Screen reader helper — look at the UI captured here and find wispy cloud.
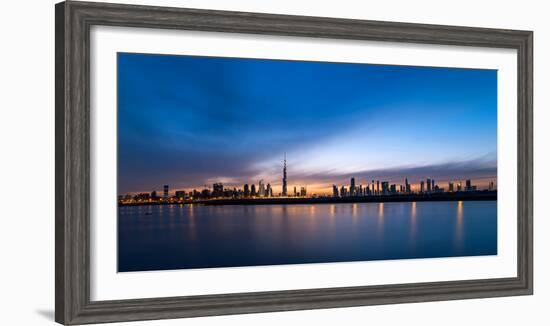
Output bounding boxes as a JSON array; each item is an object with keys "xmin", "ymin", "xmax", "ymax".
[{"xmin": 117, "ymin": 53, "xmax": 497, "ymax": 194}]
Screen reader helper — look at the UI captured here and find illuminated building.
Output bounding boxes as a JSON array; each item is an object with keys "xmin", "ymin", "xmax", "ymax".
[
  {"xmin": 420, "ymin": 180, "xmax": 425, "ymax": 193},
  {"xmin": 258, "ymin": 180, "xmax": 266, "ymax": 197},
  {"xmin": 175, "ymin": 190, "xmax": 186, "ymax": 199},
  {"xmin": 282, "ymin": 153, "xmax": 288, "ymax": 196},
  {"xmin": 405, "ymin": 178, "xmax": 410, "ymax": 193},
  {"xmin": 300, "ymin": 186, "xmax": 307, "ymax": 197},
  {"xmin": 350, "ymin": 177, "xmax": 356, "ymax": 196},
  {"xmin": 448, "ymin": 182, "xmax": 454, "ymax": 192}
]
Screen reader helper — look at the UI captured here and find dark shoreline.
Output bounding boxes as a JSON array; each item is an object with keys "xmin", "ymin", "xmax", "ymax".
[{"xmin": 119, "ymin": 191, "xmax": 497, "ymax": 207}]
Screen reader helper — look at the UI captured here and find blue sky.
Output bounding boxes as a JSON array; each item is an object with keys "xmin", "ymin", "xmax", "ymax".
[{"xmin": 117, "ymin": 53, "xmax": 497, "ymax": 194}]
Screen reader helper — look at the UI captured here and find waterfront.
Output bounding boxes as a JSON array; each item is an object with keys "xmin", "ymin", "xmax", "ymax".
[{"xmin": 118, "ymin": 200, "xmax": 497, "ymax": 272}]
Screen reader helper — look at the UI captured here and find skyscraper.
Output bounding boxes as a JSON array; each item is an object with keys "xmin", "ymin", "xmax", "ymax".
[
  {"xmin": 427, "ymin": 178, "xmax": 432, "ymax": 192},
  {"xmin": 431, "ymin": 179, "xmax": 435, "ymax": 192},
  {"xmin": 282, "ymin": 153, "xmax": 288, "ymax": 196},
  {"xmin": 420, "ymin": 180, "xmax": 425, "ymax": 193},
  {"xmin": 243, "ymin": 184, "xmax": 250, "ymax": 197},
  {"xmin": 350, "ymin": 177, "xmax": 356, "ymax": 196},
  {"xmin": 258, "ymin": 180, "xmax": 266, "ymax": 197},
  {"xmin": 332, "ymin": 185, "xmax": 339, "ymax": 197},
  {"xmin": 381, "ymin": 181, "xmax": 389, "ymax": 194},
  {"xmin": 266, "ymin": 183, "xmax": 272, "ymax": 197},
  {"xmin": 448, "ymin": 182, "xmax": 454, "ymax": 192},
  {"xmin": 163, "ymin": 185, "xmax": 169, "ymax": 199},
  {"xmin": 250, "ymin": 184, "xmax": 256, "ymax": 197},
  {"xmin": 405, "ymin": 178, "xmax": 410, "ymax": 193},
  {"xmin": 466, "ymin": 179, "xmax": 472, "ymax": 191}
]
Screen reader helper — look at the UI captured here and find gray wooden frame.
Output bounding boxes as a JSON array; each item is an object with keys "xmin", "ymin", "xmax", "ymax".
[{"xmin": 55, "ymin": 1, "xmax": 533, "ymax": 324}]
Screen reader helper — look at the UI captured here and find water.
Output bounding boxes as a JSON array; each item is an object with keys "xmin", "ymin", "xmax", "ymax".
[{"xmin": 118, "ymin": 201, "xmax": 497, "ymax": 272}]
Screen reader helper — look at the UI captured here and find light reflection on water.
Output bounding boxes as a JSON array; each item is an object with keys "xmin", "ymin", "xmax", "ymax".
[
  {"xmin": 409, "ymin": 202, "xmax": 417, "ymax": 248},
  {"xmin": 455, "ymin": 201, "xmax": 464, "ymax": 250},
  {"xmin": 118, "ymin": 201, "xmax": 497, "ymax": 272}
]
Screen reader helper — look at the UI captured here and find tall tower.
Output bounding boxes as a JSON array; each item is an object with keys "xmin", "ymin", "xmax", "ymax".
[{"xmin": 282, "ymin": 153, "xmax": 288, "ymax": 196}]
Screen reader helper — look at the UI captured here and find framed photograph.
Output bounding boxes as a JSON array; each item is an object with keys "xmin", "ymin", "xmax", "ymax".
[{"xmin": 55, "ymin": 1, "xmax": 533, "ymax": 324}]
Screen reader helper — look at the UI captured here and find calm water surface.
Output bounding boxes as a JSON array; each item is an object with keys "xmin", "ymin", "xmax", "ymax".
[{"xmin": 118, "ymin": 201, "xmax": 497, "ymax": 272}]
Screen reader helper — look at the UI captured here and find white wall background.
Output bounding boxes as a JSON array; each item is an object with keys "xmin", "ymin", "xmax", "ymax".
[{"xmin": 0, "ymin": 0, "xmax": 546, "ymax": 325}]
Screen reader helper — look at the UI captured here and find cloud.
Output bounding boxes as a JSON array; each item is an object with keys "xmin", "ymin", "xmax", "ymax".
[{"xmin": 117, "ymin": 53, "xmax": 497, "ymax": 194}]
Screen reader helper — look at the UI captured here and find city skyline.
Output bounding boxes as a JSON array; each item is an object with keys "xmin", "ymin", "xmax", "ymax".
[
  {"xmin": 119, "ymin": 153, "xmax": 496, "ymax": 203},
  {"xmin": 118, "ymin": 53, "xmax": 497, "ymax": 195},
  {"xmin": 119, "ymin": 152, "xmax": 497, "ymax": 196}
]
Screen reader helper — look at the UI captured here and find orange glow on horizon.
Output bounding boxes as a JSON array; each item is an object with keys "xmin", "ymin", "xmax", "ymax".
[{"xmin": 121, "ymin": 177, "xmax": 496, "ymax": 197}]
